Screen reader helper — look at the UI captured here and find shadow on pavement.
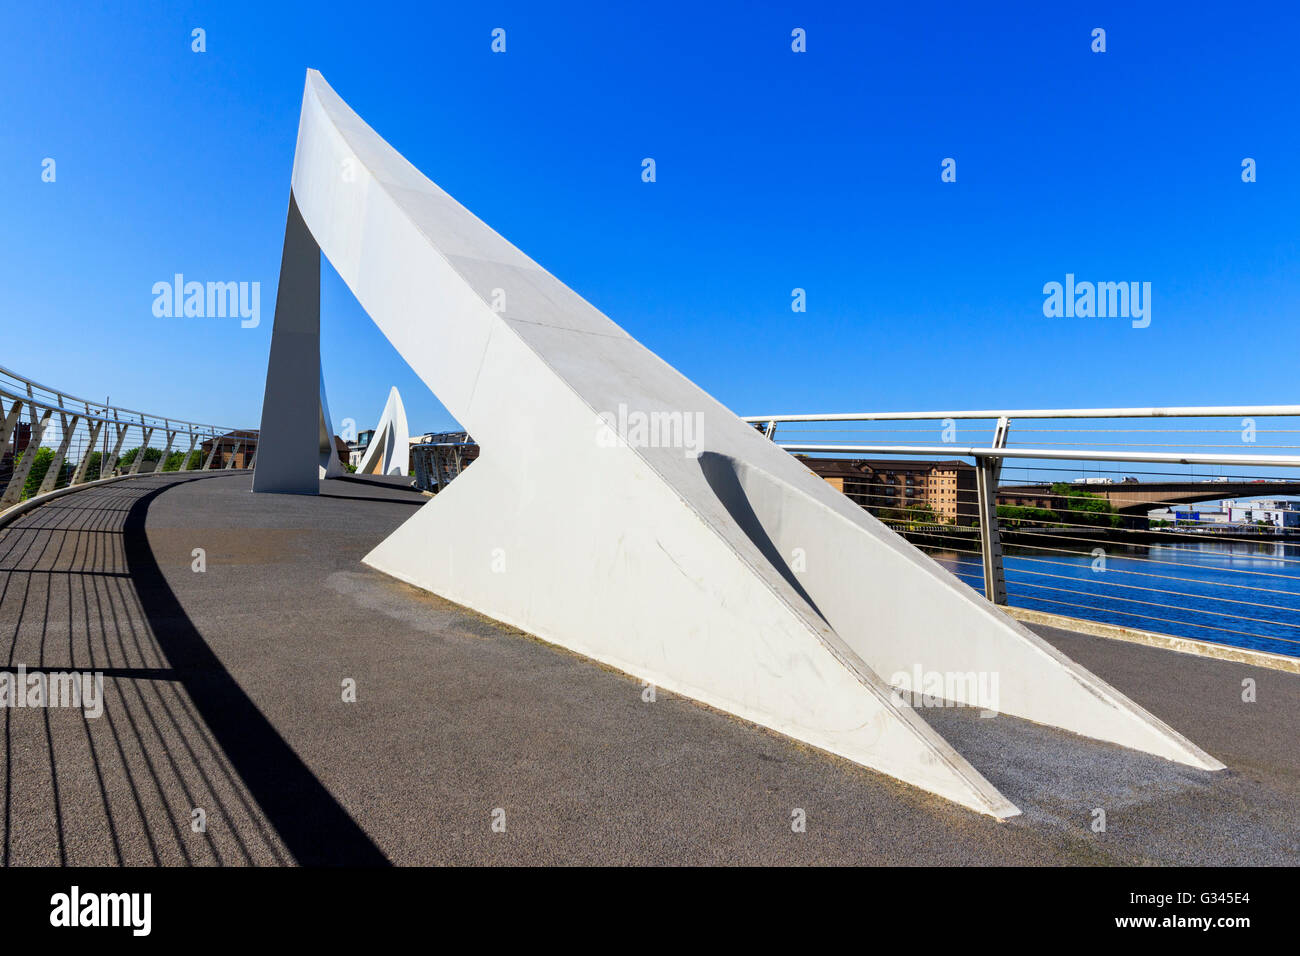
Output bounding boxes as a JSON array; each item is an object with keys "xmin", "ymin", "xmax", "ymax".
[{"xmin": 122, "ymin": 479, "xmax": 390, "ymax": 866}]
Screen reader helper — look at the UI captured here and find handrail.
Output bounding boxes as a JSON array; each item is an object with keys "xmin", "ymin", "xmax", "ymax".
[
  {"xmin": 1, "ymin": 364, "xmax": 257, "ymax": 508},
  {"xmin": 749, "ymin": 407, "xmax": 1300, "ymax": 659},
  {"xmin": 743, "ymin": 405, "xmax": 1300, "ymax": 422},
  {"xmin": 776, "ymin": 444, "xmax": 1300, "ymax": 468},
  {"xmin": 0, "ymin": 364, "xmax": 244, "ymax": 435}
]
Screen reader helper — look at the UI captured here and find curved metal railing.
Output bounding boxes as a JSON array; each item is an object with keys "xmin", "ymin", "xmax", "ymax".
[
  {"xmin": 742, "ymin": 406, "xmax": 1300, "ymax": 660},
  {"xmin": 0, "ymin": 364, "xmax": 257, "ymax": 509}
]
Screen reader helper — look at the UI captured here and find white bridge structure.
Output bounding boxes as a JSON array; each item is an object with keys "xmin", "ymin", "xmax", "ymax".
[
  {"xmin": 252, "ymin": 70, "xmax": 1222, "ymax": 817},
  {"xmin": 356, "ymin": 387, "xmax": 410, "ymax": 477}
]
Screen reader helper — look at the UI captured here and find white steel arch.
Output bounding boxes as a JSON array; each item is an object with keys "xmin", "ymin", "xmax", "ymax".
[
  {"xmin": 355, "ymin": 387, "xmax": 409, "ymax": 477},
  {"xmin": 252, "ymin": 70, "xmax": 1222, "ymax": 817}
]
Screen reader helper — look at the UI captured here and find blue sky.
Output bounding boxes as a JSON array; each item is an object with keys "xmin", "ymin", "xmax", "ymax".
[{"xmin": 2, "ymin": 1, "xmax": 1298, "ymax": 436}]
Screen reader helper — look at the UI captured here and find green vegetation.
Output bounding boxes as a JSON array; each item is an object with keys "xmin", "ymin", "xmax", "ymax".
[
  {"xmin": 161, "ymin": 449, "xmax": 204, "ymax": 471},
  {"xmin": 976, "ymin": 485, "xmax": 1125, "ymax": 531},
  {"xmin": 7, "ymin": 444, "xmax": 207, "ymax": 502},
  {"xmin": 20, "ymin": 447, "xmax": 58, "ymax": 499},
  {"xmin": 880, "ymin": 503, "xmax": 948, "ymax": 527},
  {"xmin": 79, "ymin": 451, "xmax": 102, "ymax": 482},
  {"xmin": 1048, "ymin": 483, "xmax": 1123, "ymax": 528},
  {"xmin": 117, "ymin": 447, "xmax": 164, "ymax": 470},
  {"xmin": 996, "ymin": 504, "xmax": 1058, "ymax": 528}
]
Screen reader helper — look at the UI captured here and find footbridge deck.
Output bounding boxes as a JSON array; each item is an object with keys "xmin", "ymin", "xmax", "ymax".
[{"xmin": 1, "ymin": 473, "xmax": 1296, "ymax": 865}]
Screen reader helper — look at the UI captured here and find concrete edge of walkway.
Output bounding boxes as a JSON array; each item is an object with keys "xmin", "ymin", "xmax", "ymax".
[
  {"xmin": 1007, "ymin": 606, "xmax": 1300, "ymax": 674},
  {"xmin": 0, "ymin": 469, "xmax": 236, "ymax": 533}
]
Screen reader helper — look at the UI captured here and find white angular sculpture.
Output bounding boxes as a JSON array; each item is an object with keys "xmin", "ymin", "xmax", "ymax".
[
  {"xmin": 356, "ymin": 387, "xmax": 409, "ymax": 477},
  {"xmin": 253, "ymin": 192, "xmax": 324, "ymax": 495},
  {"xmin": 318, "ymin": 372, "xmax": 344, "ymax": 479},
  {"xmin": 254, "ymin": 71, "xmax": 1222, "ymax": 817}
]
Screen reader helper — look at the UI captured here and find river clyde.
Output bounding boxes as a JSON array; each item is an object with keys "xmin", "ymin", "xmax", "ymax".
[{"xmin": 929, "ymin": 538, "xmax": 1300, "ymax": 658}]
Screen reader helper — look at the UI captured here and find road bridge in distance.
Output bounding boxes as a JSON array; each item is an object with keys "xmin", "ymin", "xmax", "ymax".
[{"xmin": 999, "ymin": 480, "xmax": 1300, "ymax": 515}]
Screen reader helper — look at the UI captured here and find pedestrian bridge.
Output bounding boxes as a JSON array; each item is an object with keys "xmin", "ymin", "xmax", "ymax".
[
  {"xmin": 3, "ymin": 68, "xmax": 1299, "ymax": 862},
  {"xmin": 1, "ymin": 470, "xmax": 1296, "ymax": 865}
]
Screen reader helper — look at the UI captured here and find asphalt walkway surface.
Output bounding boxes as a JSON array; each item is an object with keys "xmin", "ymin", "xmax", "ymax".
[{"xmin": 1, "ymin": 471, "xmax": 1296, "ymax": 865}]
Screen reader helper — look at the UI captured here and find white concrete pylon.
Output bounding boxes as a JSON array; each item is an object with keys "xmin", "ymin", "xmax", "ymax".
[
  {"xmin": 318, "ymin": 371, "xmax": 344, "ymax": 478},
  {"xmin": 252, "ymin": 188, "xmax": 326, "ymax": 494},
  {"xmin": 256, "ymin": 70, "xmax": 1223, "ymax": 818},
  {"xmin": 356, "ymin": 387, "xmax": 409, "ymax": 477}
]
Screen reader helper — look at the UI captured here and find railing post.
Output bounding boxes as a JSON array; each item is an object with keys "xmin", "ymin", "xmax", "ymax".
[
  {"xmin": 103, "ymin": 421, "xmax": 129, "ymax": 478},
  {"xmin": 0, "ymin": 399, "xmax": 24, "ymax": 459},
  {"xmin": 72, "ymin": 419, "xmax": 104, "ymax": 485},
  {"xmin": 1, "ymin": 406, "xmax": 54, "ymax": 507},
  {"xmin": 975, "ymin": 416, "xmax": 1010, "ymax": 605},
  {"xmin": 201, "ymin": 429, "xmax": 222, "ymax": 470},
  {"xmin": 0, "ymin": 372, "xmax": 257, "ymax": 490},
  {"xmin": 179, "ymin": 433, "xmax": 199, "ymax": 471},
  {"xmin": 155, "ymin": 428, "xmax": 177, "ymax": 473},
  {"xmin": 764, "ymin": 419, "xmax": 777, "ymax": 440},
  {"xmin": 130, "ymin": 424, "xmax": 155, "ymax": 475},
  {"xmin": 37, "ymin": 411, "xmax": 80, "ymax": 496}
]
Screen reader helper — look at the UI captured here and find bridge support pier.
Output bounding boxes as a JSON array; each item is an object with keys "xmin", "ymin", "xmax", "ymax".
[
  {"xmin": 255, "ymin": 69, "xmax": 1226, "ymax": 818},
  {"xmin": 355, "ymin": 387, "xmax": 410, "ymax": 477},
  {"xmin": 251, "ymin": 194, "xmax": 324, "ymax": 494}
]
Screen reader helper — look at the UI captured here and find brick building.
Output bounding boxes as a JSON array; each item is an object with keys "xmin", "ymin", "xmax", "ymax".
[
  {"xmin": 200, "ymin": 429, "xmax": 261, "ymax": 469},
  {"xmin": 795, "ymin": 456, "xmax": 977, "ymax": 525}
]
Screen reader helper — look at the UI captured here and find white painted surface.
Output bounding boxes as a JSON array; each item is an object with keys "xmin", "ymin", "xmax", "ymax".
[
  {"xmin": 318, "ymin": 370, "xmax": 344, "ymax": 479},
  {"xmin": 254, "ymin": 194, "xmax": 322, "ymax": 495},
  {"xmin": 356, "ymin": 387, "xmax": 409, "ymax": 477},
  {"xmin": 262, "ymin": 70, "xmax": 1223, "ymax": 816}
]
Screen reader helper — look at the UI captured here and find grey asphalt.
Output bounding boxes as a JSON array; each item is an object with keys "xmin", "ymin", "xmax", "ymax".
[{"xmin": 1, "ymin": 471, "xmax": 1296, "ymax": 865}]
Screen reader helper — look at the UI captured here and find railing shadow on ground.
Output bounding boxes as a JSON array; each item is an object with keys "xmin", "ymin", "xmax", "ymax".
[{"xmin": 0, "ymin": 474, "xmax": 389, "ymax": 866}]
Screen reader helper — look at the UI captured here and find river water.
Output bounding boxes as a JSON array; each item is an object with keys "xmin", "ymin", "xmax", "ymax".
[{"xmin": 928, "ymin": 539, "xmax": 1300, "ymax": 658}]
